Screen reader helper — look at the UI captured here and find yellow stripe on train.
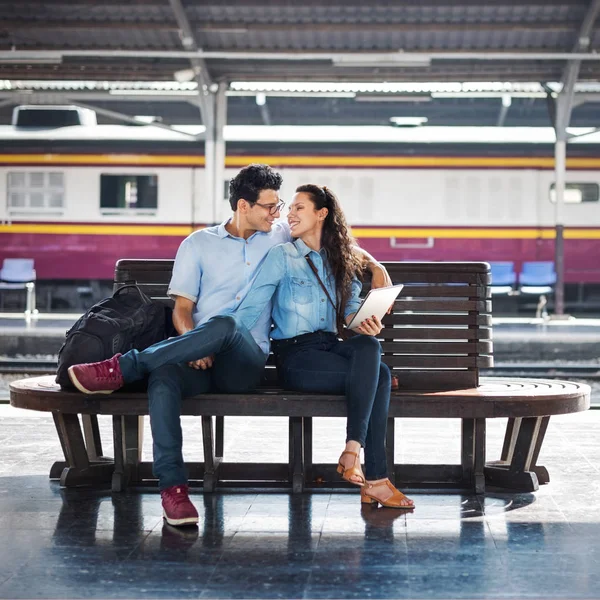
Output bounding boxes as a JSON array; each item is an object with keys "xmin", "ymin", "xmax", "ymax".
[
  {"xmin": 1, "ymin": 154, "xmax": 600, "ymax": 168},
  {"xmin": 0, "ymin": 224, "xmax": 196, "ymax": 236},
  {"xmin": 1, "ymin": 223, "xmax": 600, "ymax": 239}
]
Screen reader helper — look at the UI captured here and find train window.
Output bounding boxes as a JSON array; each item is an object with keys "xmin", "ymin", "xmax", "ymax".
[
  {"xmin": 549, "ymin": 183, "xmax": 599, "ymax": 203},
  {"xmin": 7, "ymin": 171, "xmax": 64, "ymax": 214},
  {"xmin": 100, "ymin": 175, "xmax": 158, "ymax": 214}
]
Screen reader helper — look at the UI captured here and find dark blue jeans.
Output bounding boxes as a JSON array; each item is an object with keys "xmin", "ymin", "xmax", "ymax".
[
  {"xmin": 274, "ymin": 332, "xmax": 392, "ymax": 480},
  {"xmin": 118, "ymin": 315, "xmax": 266, "ymax": 489}
]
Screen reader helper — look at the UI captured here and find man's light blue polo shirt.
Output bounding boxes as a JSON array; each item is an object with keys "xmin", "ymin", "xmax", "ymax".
[{"xmin": 168, "ymin": 219, "xmax": 291, "ymax": 356}]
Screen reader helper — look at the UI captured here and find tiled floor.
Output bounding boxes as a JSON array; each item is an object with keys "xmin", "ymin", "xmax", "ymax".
[{"xmin": 0, "ymin": 406, "xmax": 599, "ymax": 598}]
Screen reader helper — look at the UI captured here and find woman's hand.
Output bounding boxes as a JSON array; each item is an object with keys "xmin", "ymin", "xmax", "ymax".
[{"xmin": 355, "ymin": 315, "xmax": 383, "ymax": 337}]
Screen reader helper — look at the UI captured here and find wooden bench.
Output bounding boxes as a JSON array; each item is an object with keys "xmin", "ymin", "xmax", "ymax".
[{"xmin": 10, "ymin": 260, "xmax": 590, "ymax": 495}]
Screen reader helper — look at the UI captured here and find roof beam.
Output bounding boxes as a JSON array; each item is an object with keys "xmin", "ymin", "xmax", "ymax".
[
  {"xmin": 1, "ymin": 20, "xmax": 589, "ymax": 33},
  {"xmin": 4, "ymin": 50, "xmax": 600, "ymax": 62},
  {"xmin": 7, "ymin": 0, "xmax": 585, "ymax": 5}
]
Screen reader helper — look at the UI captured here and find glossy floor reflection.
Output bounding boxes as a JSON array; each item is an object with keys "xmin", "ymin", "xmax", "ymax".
[{"xmin": 1, "ymin": 408, "xmax": 600, "ymax": 598}]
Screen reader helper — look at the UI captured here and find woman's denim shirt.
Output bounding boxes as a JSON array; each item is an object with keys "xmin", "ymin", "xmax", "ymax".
[{"xmin": 235, "ymin": 238, "xmax": 362, "ymax": 341}]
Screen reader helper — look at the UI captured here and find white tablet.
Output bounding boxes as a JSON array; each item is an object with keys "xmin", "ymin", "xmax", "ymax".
[{"xmin": 346, "ymin": 284, "xmax": 404, "ymax": 331}]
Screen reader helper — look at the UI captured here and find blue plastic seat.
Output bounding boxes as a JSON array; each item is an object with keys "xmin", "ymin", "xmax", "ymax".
[
  {"xmin": 489, "ymin": 261, "xmax": 517, "ymax": 295},
  {"xmin": 0, "ymin": 258, "xmax": 37, "ymax": 317},
  {"xmin": 519, "ymin": 262, "xmax": 557, "ymax": 287},
  {"xmin": 490, "ymin": 262, "xmax": 517, "ymax": 286},
  {"xmin": 518, "ymin": 262, "xmax": 556, "ymax": 315},
  {"xmin": 0, "ymin": 258, "xmax": 36, "ymax": 283}
]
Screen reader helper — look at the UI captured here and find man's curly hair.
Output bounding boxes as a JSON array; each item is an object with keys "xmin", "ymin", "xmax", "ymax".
[
  {"xmin": 228, "ymin": 164, "xmax": 283, "ymax": 211},
  {"xmin": 295, "ymin": 184, "xmax": 364, "ymax": 337}
]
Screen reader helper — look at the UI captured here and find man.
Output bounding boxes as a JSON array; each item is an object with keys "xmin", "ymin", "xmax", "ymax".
[{"xmin": 68, "ymin": 164, "xmax": 392, "ymax": 527}]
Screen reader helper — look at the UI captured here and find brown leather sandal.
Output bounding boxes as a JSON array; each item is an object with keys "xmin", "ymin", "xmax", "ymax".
[
  {"xmin": 361, "ymin": 479, "xmax": 415, "ymax": 509},
  {"xmin": 336, "ymin": 451, "xmax": 366, "ymax": 487}
]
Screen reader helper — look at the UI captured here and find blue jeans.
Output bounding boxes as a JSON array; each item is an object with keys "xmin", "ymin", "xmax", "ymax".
[
  {"xmin": 274, "ymin": 332, "xmax": 392, "ymax": 480},
  {"xmin": 118, "ymin": 315, "xmax": 267, "ymax": 489}
]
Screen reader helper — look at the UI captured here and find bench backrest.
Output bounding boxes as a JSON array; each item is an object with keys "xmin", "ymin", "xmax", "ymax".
[{"xmin": 115, "ymin": 259, "xmax": 492, "ymax": 391}]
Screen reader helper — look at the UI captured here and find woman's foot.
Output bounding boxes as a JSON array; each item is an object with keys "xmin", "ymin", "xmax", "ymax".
[
  {"xmin": 337, "ymin": 441, "xmax": 366, "ymax": 486},
  {"xmin": 361, "ymin": 478, "xmax": 414, "ymax": 509}
]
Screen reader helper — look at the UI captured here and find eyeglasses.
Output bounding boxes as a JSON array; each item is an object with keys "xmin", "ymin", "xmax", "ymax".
[{"xmin": 252, "ymin": 200, "xmax": 285, "ymax": 215}]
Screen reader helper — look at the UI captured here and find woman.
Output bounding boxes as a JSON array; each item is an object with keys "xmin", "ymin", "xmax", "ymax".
[{"xmin": 236, "ymin": 184, "xmax": 414, "ymax": 509}]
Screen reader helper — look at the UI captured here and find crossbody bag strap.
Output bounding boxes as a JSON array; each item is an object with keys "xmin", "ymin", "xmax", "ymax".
[{"xmin": 305, "ymin": 256, "xmax": 337, "ymax": 312}]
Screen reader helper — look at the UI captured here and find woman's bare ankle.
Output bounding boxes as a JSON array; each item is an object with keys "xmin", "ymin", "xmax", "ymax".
[{"xmin": 344, "ymin": 440, "xmax": 361, "ymax": 453}]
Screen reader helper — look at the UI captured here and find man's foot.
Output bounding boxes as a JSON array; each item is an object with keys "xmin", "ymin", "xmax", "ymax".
[
  {"xmin": 68, "ymin": 354, "xmax": 124, "ymax": 394},
  {"xmin": 361, "ymin": 478, "xmax": 414, "ymax": 510},
  {"xmin": 160, "ymin": 484, "xmax": 199, "ymax": 526}
]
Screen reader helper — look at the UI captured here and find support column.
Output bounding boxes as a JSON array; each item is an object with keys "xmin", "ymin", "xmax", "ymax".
[
  {"xmin": 553, "ymin": 136, "xmax": 567, "ymax": 315},
  {"xmin": 203, "ymin": 83, "xmax": 227, "ymax": 224}
]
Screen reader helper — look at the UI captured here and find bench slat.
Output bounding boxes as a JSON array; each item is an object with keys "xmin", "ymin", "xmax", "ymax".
[
  {"xmin": 395, "ymin": 285, "xmax": 491, "ymax": 298},
  {"xmin": 384, "ymin": 355, "xmax": 492, "ymax": 368},
  {"xmin": 378, "ymin": 328, "xmax": 492, "ymax": 340},
  {"xmin": 394, "ymin": 299, "xmax": 492, "ymax": 312},
  {"xmin": 384, "ymin": 314, "xmax": 491, "ymax": 326},
  {"xmin": 380, "ymin": 341, "xmax": 493, "ymax": 354}
]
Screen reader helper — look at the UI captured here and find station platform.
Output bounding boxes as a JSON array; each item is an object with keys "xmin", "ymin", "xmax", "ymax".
[
  {"xmin": 0, "ymin": 404, "xmax": 599, "ymax": 598},
  {"xmin": 1, "ymin": 312, "xmax": 599, "ymax": 362}
]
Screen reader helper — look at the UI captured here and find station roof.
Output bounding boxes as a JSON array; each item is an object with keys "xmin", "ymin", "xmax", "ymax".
[
  {"xmin": 2, "ymin": 0, "xmax": 599, "ymax": 82},
  {"xmin": 1, "ymin": 0, "xmax": 599, "ymax": 127}
]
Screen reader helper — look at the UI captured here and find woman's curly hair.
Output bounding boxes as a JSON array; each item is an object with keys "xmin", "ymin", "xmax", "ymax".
[{"xmin": 295, "ymin": 184, "xmax": 365, "ymax": 337}]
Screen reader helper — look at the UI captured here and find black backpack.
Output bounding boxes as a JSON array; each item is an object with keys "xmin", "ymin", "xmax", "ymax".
[{"xmin": 55, "ymin": 284, "xmax": 175, "ymax": 388}]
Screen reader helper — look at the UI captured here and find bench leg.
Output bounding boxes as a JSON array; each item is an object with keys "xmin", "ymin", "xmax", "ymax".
[
  {"xmin": 112, "ymin": 415, "xmax": 126, "ymax": 492},
  {"xmin": 386, "ymin": 417, "xmax": 395, "ymax": 486},
  {"xmin": 289, "ymin": 417, "xmax": 304, "ymax": 494},
  {"xmin": 53, "ymin": 413, "xmax": 114, "ymax": 488},
  {"xmin": 529, "ymin": 416, "xmax": 550, "ymax": 485},
  {"xmin": 111, "ymin": 415, "xmax": 144, "ymax": 492},
  {"xmin": 215, "ymin": 416, "xmax": 224, "ymax": 460},
  {"xmin": 474, "ymin": 419, "xmax": 486, "ymax": 495},
  {"xmin": 485, "ymin": 416, "xmax": 545, "ymax": 492},
  {"xmin": 461, "ymin": 418, "xmax": 486, "ymax": 494},
  {"xmin": 81, "ymin": 415, "xmax": 103, "ymax": 461},
  {"xmin": 303, "ymin": 417, "xmax": 313, "ymax": 487},
  {"xmin": 202, "ymin": 416, "xmax": 222, "ymax": 493}
]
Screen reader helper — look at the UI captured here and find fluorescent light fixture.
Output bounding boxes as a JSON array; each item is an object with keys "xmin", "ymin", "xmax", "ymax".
[
  {"xmin": 332, "ymin": 54, "xmax": 431, "ymax": 68},
  {"xmin": 355, "ymin": 94, "xmax": 431, "ymax": 103},
  {"xmin": 432, "ymin": 92, "xmax": 547, "ymax": 99},
  {"xmin": 133, "ymin": 115, "xmax": 160, "ymax": 123},
  {"xmin": 389, "ymin": 116, "xmax": 428, "ymax": 127},
  {"xmin": 173, "ymin": 68, "xmax": 196, "ymax": 83},
  {"xmin": 228, "ymin": 91, "xmax": 356, "ymax": 98},
  {"xmin": 0, "ymin": 51, "xmax": 62, "ymax": 65},
  {"xmin": 255, "ymin": 93, "xmax": 266, "ymax": 106},
  {"xmin": 109, "ymin": 89, "xmax": 199, "ymax": 96}
]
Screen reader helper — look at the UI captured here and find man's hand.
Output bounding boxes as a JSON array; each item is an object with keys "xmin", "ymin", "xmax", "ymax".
[{"xmin": 189, "ymin": 354, "xmax": 215, "ymax": 370}]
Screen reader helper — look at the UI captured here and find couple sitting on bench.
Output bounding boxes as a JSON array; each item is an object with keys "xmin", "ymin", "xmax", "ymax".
[{"xmin": 67, "ymin": 163, "xmax": 414, "ymax": 527}]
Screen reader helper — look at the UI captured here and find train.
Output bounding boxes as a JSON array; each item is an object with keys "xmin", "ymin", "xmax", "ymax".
[{"xmin": 1, "ymin": 108, "xmax": 600, "ymax": 310}]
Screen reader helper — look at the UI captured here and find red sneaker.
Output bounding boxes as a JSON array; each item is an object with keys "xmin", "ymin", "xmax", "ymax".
[
  {"xmin": 68, "ymin": 353, "xmax": 124, "ymax": 394},
  {"xmin": 161, "ymin": 485, "xmax": 199, "ymax": 526}
]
